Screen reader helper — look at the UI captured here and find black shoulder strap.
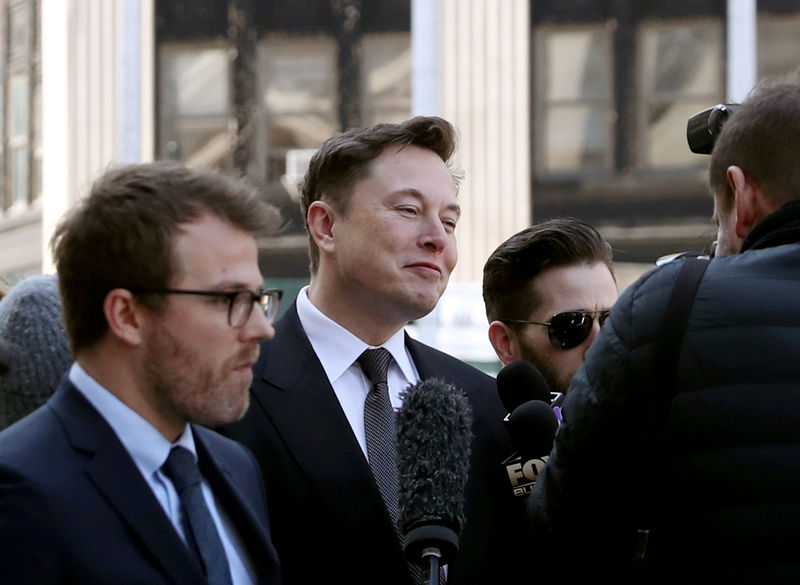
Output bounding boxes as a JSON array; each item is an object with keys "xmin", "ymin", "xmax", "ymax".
[
  {"xmin": 632, "ymin": 255, "xmax": 710, "ymax": 574},
  {"xmin": 653, "ymin": 256, "xmax": 711, "ymax": 393}
]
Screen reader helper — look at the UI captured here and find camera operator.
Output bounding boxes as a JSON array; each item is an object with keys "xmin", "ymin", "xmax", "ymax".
[{"xmin": 527, "ymin": 68, "xmax": 800, "ymax": 584}]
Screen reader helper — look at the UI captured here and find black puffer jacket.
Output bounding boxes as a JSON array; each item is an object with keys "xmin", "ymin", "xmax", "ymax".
[{"xmin": 528, "ymin": 202, "xmax": 800, "ymax": 584}]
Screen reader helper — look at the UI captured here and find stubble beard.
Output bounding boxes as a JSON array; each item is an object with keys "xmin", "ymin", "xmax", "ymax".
[
  {"xmin": 143, "ymin": 327, "xmax": 254, "ymax": 429},
  {"xmin": 517, "ymin": 344, "xmax": 573, "ymax": 396}
]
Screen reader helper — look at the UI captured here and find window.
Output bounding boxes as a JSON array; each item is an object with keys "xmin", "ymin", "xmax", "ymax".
[
  {"xmin": 158, "ymin": 45, "xmax": 232, "ymax": 169},
  {"xmin": 758, "ymin": 14, "xmax": 800, "ymax": 79},
  {"xmin": 7, "ymin": 74, "xmax": 29, "ymax": 207},
  {"xmin": 361, "ymin": 32, "xmax": 411, "ymax": 126},
  {"xmin": 258, "ymin": 35, "xmax": 338, "ymax": 183},
  {"xmin": 534, "ymin": 25, "xmax": 614, "ymax": 175},
  {"xmin": 639, "ymin": 21, "xmax": 723, "ymax": 169},
  {"xmin": 3, "ymin": 0, "xmax": 39, "ymax": 211},
  {"xmin": 154, "ymin": 6, "xmax": 412, "ymax": 276}
]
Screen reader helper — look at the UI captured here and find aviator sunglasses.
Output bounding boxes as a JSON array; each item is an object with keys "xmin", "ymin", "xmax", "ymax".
[{"xmin": 502, "ymin": 309, "xmax": 611, "ymax": 350}]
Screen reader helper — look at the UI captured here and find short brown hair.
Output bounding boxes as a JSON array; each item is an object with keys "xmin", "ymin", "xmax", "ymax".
[
  {"xmin": 300, "ymin": 116, "xmax": 459, "ymax": 274},
  {"xmin": 710, "ymin": 68, "xmax": 800, "ymax": 210},
  {"xmin": 50, "ymin": 161, "xmax": 281, "ymax": 353},
  {"xmin": 482, "ymin": 218, "xmax": 615, "ymax": 326}
]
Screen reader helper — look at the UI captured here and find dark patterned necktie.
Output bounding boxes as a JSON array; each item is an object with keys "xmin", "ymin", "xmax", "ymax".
[
  {"xmin": 358, "ymin": 349, "xmax": 444, "ymax": 584},
  {"xmin": 162, "ymin": 446, "xmax": 233, "ymax": 585},
  {"xmin": 358, "ymin": 348, "xmax": 401, "ymax": 527}
]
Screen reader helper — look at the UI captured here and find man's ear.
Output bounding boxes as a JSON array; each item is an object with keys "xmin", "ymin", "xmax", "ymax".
[
  {"xmin": 306, "ymin": 201, "xmax": 337, "ymax": 256},
  {"xmin": 103, "ymin": 288, "xmax": 145, "ymax": 346},
  {"xmin": 727, "ymin": 165, "xmax": 773, "ymax": 239},
  {"xmin": 488, "ymin": 321, "xmax": 519, "ymax": 366}
]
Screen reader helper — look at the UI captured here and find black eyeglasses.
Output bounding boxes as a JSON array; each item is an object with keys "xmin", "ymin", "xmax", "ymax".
[
  {"xmin": 502, "ymin": 310, "xmax": 611, "ymax": 350},
  {"xmin": 131, "ymin": 287, "xmax": 283, "ymax": 328}
]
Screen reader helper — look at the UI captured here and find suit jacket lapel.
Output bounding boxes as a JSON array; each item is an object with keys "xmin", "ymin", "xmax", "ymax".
[
  {"xmin": 405, "ymin": 334, "xmax": 444, "ymax": 380},
  {"xmin": 252, "ymin": 304, "xmax": 386, "ymax": 513},
  {"xmin": 51, "ymin": 380, "xmax": 206, "ymax": 585},
  {"xmin": 194, "ymin": 428, "xmax": 279, "ymax": 584}
]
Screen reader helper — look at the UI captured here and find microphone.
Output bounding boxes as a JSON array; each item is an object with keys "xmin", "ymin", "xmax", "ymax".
[
  {"xmin": 396, "ymin": 378, "xmax": 473, "ymax": 585},
  {"xmin": 497, "ymin": 360, "xmax": 551, "ymax": 412},
  {"xmin": 506, "ymin": 399, "xmax": 559, "ymax": 463},
  {"xmin": 496, "ymin": 361, "xmax": 560, "ymax": 498}
]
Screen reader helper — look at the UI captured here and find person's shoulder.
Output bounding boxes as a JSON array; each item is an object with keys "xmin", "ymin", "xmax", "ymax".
[
  {"xmin": 0, "ymin": 405, "xmax": 66, "ymax": 483},
  {"xmin": 407, "ymin": 337, "xmax": 494, "ymax": 384},
  {"xmin": 0, "ymin": 405, "xmax": 59, "ymax": 455},
  {"xmin": 622, "ymin": 255, "xmax": 688, "ymax": 303},
  {"xmin": 611, "ymin": 255, "xmax": 694, "ymax": 325},
  {"xmin": 194, "ymin": 424, "xmax": 251, "ymax": 455}
]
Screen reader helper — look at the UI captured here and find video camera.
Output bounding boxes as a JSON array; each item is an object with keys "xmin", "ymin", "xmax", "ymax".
[{"xmin": 686, "ymin": 103, "xmax": 740, "ymax": 154}]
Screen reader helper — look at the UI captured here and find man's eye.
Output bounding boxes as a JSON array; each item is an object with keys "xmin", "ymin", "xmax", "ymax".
[{"xmin": 214, "ymin": 295, "xmax": 234, "ymax": 307}]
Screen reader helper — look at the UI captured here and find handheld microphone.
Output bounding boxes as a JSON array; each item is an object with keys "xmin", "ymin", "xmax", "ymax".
[
  {"xmin": 506, "ymin": 399, "xmax": 559, "ymax": 463},
  {"xmin": 497, "ymin": 360, "xmax": 551, "ymax": 412},
  {"xmin": 496, "ymin": 361, "xmax": 560, "ymax": 498},
  {"xmin": 396, "ymin": 378, "xmax": 473, "ymax": 585}
]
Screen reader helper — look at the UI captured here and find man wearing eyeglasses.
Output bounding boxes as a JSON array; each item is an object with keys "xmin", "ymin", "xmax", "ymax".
[
  {"xmin": 482, "ymin": 218, "xmax": 618, "ymax": 396},
  {"xmin": 528, "ymin": 71, "xmax": 800, "ymax": 583},
  {"xmin": 0, "ymin": 162, "xmax": 282, "ymax": 584}
]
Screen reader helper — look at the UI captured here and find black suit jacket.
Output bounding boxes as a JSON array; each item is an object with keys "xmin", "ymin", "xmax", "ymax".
[
  {"xmin": 221, "ymin": 303, "xmax": 526, "ymax": 585},
  {"xmin": 0, "ymin": 378, "xmax": 281, "ymax": 585}
]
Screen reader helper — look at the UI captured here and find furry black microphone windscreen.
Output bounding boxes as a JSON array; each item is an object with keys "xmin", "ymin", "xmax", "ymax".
[{"xmin": 396, "ymin": 378, "xmax": 474, "ymax": 536}]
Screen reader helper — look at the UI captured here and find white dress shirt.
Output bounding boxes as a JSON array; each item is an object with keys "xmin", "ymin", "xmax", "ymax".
[
  {"xmin": 69, "ymin": 362, "xmax": 255, "ymax": 585},
  {"xmin": 296, "ymin": 285, "xmax": 421, "ymax": 458}
]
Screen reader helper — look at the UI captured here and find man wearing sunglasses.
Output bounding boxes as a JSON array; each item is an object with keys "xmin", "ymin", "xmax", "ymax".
[
  {"xmin": 0, "ymin": 162, "xmax": 282, "ymax": 584},
  {"xmin": 483, "ymin": 218, "xmax": 618, "ymax": 396},
  {"xmin": 528, "ymin": 71, "xmax": 800, "ymax": 583}
]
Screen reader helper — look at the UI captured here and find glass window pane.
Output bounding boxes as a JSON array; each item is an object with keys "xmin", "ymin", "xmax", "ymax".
[
  {"xmin": 362, "ymin": 32, "xmax": 411, "ymax": 125},
  {"xmin": 259, "ymin": 35, "xmax": 337, "ymax": 183},
  {"xmin": 171, "ymin": 118, "xmax": 232, "ymax": 168},
  {"xmin": 162, "ymin": 48, "xmax": 228, "ymax": 116},
  {"xmin": 546, "ymin": 30, "xmax": 610, "ymax": 101},
  {"xmin": 32, "ymin": 78, "xmax": 42, "ymax": 201},
  {"xmin": 544, "ymin": 105, "xmax": 610, "ymax": 172},
  {"xmin": 640, "ymin": 21, "xmax": 723, "ymax": 168},
  {"xmin": 758, "ymin": 15, "xmax": 800, "ymax": 80},
  {"xmin": 648, "ymin": 99, "xmax": 714, "ymax": 167},
  {"xmin": 11, "ymin": 147, "xmax": 29, "ymax": 205},
  {"xmin": 9, "ymin": 2, "xmax": 29, "ymax": 62},
  {"xmin": 158, "ymin": 45, "xmax": 231, "ymax": 169},
  {"xmin": 536, "ymin": 26, "xmax": 613, "ymax": 174},
  {"xmin": 261, "ymin": 35, "xmax": 337, "ymax": 149},
  {"xmin": 642, "ymin": 26, "xmax": 720, "ymax": 97},
  {"xmin": 10, "ymin": 75, "xmax": 29, "ymax": 138}
]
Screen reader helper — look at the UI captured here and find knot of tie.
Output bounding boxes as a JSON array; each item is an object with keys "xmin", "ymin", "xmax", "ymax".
[
  {"xmin": 162, "ymin": 446, "xmax": 202, "ymax": 493},
  {"xmin": 358, "ymin": 348, "xmax": 393, "ymax": 389}
]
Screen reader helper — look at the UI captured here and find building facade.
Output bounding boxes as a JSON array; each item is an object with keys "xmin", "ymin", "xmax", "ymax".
[{"xmin": 2, "ymin": 0, "xmax": 800, "ymax": 365}]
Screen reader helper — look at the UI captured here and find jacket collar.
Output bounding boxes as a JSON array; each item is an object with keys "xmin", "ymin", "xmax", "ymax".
[{"xmin": 742, "ymin": 200, "xmax": 800, "ymax": 252}]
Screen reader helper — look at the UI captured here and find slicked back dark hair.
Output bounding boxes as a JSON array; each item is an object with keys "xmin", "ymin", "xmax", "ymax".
[
  {"xmin": 300, "ymin": 115, "xmax": 459, "ymax": 274},
  {"xmin": 482, "ymin": 218, "xmax": 615, "ymax": 326},
  {"xmin": 710, "ymin": 68, "xmax": 800, "ymax": 212},
  {"xmin": 50, "ymin": 161, "xmax": 281, "ymax": 354}
]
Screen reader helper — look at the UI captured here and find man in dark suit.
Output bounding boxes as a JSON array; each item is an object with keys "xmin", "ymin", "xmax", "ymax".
[
  {"xmin": 0, "ymin": 162, "xmax": 283, "ymax": 585},
  {"xmin": 222, "ymin": 117, "xmax": 525, "ymax": 584}
]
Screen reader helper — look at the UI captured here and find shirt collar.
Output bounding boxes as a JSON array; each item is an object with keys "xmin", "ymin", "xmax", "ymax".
[
  {"xmin": 68, "ymin": 362, "xmax": 197, "ymax": 476},
  {"xmin": 295, "ymin": 285, "xmax": 417, "ymax": 385}
]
